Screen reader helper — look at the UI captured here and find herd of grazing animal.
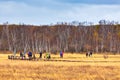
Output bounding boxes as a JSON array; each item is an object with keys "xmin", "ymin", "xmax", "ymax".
[{"xmin": 8, "ymin": 50, "xmax": 110, "ymax": 60}]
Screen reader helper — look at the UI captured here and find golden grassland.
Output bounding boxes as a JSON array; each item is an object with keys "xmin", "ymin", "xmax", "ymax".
[{"xmin": 0, "ymin": 52, "xmax": 120, "ymax": 80}]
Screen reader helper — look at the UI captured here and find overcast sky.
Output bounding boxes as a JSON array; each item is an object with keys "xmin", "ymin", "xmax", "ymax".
[{"xmin": 0, "ymin": 0, "xmax": 120, "ymax": 25}]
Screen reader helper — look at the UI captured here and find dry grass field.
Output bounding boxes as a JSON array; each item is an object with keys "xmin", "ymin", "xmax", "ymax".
[{"xmin": 0, "ymin": 52, "xmax": 120, "ymax": 80}]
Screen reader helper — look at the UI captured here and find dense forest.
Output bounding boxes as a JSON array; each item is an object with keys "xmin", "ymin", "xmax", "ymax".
[{"xmin": 0, "ymin": 20, "xmax": 120, "ymax": 54}]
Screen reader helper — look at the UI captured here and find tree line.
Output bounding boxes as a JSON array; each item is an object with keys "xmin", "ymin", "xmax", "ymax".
[{"xmin": 0, "ymin": 21, "xmax": 120, "ymax": 54}]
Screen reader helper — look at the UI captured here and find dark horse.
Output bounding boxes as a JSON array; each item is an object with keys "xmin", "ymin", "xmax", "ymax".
[{"xmin": 86, "ymin": 51, "xmax": 92, "ymax": 57}]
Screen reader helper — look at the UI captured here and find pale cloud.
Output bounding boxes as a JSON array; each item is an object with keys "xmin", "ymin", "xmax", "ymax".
[
  {"xmin": 0, "ymin": 1, "xmax": 120, "ymax": 25},
  {"xmin": 66, "ymin": 4, "xmax": 120, "ymax": 23}
]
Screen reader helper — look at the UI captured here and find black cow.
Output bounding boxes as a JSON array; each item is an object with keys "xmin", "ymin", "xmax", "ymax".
[{"xmin": 86, "ymin": 51, "xmax": 92, "ymax": 57}]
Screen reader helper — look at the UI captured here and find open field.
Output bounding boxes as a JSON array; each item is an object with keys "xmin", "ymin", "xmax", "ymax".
[{"xmin": 0, "ymin": 53, "xmax": 120, "ymax": 80}]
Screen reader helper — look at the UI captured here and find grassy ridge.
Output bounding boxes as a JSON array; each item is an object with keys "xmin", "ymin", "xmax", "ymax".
[{"xmin": 0, "ymin": 53, "xmax": 120, "ymax": 80}]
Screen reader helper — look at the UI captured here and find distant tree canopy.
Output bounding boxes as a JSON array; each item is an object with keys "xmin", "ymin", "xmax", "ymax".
[{"xmin": 0, "ymin": 20, "xmax": 120, "ymax": 54}]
